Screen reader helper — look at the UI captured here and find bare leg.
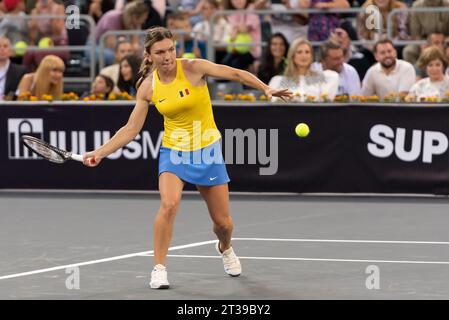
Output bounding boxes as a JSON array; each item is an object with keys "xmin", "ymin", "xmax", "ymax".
[
  {"xmin": 197, "ymin": 183, "xmax": 233, "ymax": 252},
  {"xmin": 153, "ymin": 172, "xmax": 184, "ymax": 266}
]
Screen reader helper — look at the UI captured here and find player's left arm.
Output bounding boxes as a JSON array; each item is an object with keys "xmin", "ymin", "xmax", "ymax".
[{"xmin": 192, "ymin": 59, "xmax": 292, "ymax": 100}]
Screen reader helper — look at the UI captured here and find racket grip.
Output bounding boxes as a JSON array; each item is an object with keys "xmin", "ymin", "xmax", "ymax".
[{"xmin": 71, "ymin": 154, "xmax": 84, "ymax": 162}]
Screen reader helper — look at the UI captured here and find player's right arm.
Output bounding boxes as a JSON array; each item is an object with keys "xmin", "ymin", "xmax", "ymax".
[{"xmin": 83, "ymin": 75, "xmax": 153, "ymax": 167}]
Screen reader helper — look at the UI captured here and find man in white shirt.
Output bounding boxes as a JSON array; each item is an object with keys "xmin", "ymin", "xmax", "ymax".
[
  {"xmin": 312, "ymin": 41, "xmax": 361, "ymax": 96},
  {"xmin": 362, "ymin": 38, "xmax": 416, "ymax": 99}
]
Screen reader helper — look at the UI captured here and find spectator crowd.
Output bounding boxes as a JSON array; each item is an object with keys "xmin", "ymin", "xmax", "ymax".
[{"xmin": 1, "ymin": 0, "xmax": 449, "ymax": 102}]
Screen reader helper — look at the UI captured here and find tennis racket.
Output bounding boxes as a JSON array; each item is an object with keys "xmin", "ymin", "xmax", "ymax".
[{"xmin": 21, "ymin": 135, "xmax": 84, "ymax": 163}]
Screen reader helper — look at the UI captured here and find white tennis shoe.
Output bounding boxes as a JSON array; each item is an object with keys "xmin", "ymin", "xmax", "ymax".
[
  {"xmin": 215, "ymin": 241, "xmax": 242, "ymax": 277},
  {"xmin": 149, "ymin": 264, "xmax": 170, "ymax": 289}
]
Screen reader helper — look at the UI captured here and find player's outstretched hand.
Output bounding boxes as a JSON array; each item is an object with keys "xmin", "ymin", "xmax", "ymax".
[
  {"xmin": 265, "ymin": 87, "xmax": 293, "ymax": 102},
  {"xmin": 83, "ymin": 151, "xmax": 102, "ymax": 167}
]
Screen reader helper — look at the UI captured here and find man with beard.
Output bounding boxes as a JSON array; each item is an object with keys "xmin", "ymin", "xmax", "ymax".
[{"xmin": 362, "ymin": 38, "xmax": 416, "ymax": 100}]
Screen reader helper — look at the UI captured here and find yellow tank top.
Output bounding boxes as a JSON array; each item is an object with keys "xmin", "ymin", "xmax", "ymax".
[{"xmin": 152, "ymin": 59, "xmax": 221, "ymax": 151}]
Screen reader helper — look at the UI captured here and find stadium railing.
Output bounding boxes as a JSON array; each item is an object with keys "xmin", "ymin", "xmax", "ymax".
[
  {"xmin": 208, "ymin": 8, "xmax": 378, "ymax": 63},
  {"xmin": 97, "ymin": 29, "xmax": 208, "ymax": 72},
  {"xmin": 0, "ymin": 14, "xmax": 96, "ymax": 85},
  {"xmin": 387, "ymin": 7, "xmax": 449, "ymax": 46}
]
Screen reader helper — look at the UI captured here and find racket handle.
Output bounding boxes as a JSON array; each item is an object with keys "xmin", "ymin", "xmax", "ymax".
[{"xmin": 71, "ymin": 154, "xmax": 84, "ymax": 162}]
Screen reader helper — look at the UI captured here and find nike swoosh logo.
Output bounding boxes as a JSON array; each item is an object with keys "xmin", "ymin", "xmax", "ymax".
[
  {"xmin": 209, "ymin": 177, "xmax": 218, "ymax": 181},
  {"xmin": 158, "ymin": 99, "xmax": 166, "ymax": 103}
]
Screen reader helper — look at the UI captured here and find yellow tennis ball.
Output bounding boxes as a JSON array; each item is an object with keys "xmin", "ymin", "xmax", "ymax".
[
  {"xmin": 295, "ymin": 123, "xmax": 310, "ymax": 138},
  {"xmin": 14, "ymin": 41, "xmax": 28, "ymax": 56},
  {"xmin": 234, "ymin": 33, "xmax": 252, "ymax": 54},
  {"xmin": 38, "ymin": 37, "xmax": 53, "ymax": 48},
  {"xmin": 182, "ymin": 52, "xmax": 196, "ymax": 59}
]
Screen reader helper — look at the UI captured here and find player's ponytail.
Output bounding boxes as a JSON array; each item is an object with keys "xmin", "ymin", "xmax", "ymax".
[
  {"xmin": 136, "ymin": 27, "xmax": 174, "ymax": 90},
  {"xmin": 136, "ymin": 58, "xmax": 152, "ymax": 90}
]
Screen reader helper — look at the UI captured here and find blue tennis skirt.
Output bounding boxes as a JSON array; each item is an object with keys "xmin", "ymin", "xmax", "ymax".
[{"xmin": 158, "ymin": 139, "xmax": 230, "ymax": 186}]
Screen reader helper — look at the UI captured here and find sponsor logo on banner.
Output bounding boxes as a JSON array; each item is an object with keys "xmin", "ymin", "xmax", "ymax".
[
  {"xmin": 8, "ymin": 118, "xmax": 44, "ymax": 159},
  {"xmin": 367, "ymin": 124, "xmax": 448, "ymax": 164},
  {"xmin": 6, "ymin": 118, "xmax": 163, "ymax": 160}
]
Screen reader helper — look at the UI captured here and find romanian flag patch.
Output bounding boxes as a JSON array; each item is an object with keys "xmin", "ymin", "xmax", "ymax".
[{"xmin": 179, "ymin": 88, "xmax": 190, "ymax": 97}]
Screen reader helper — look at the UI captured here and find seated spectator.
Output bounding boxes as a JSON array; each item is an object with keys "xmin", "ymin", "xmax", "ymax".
[
  {"xmin": 303, "ymin": 0, "xmax": 350, "ymax": 41},
  {"xmin": 87, "ymin": 0, "xmax": 115, "ymax": 23},
  {"xmin": 23, "ymin": 0, "xmax": 70, "ymax": 70},
  {"xmin": 403, "ymin": 0, "xmax": 449, "ymax": 65},
  {"xmin": 28, "ymin": 0, "xmax": 68, "ymax": 46},
  {"xmin": 17, "ymin": 54, "xmax": 65, "ymax": 99},
  {"xmin": 142, "ymin": 0, "xmax": 165, "ymax": 29},
  {"xmin": 94, "ymin": 0, "xmax": 149, "ymax": 66},
  {"xmin": 82, "ymin": 74, "xmax": 114, "ymax": 99},
  {"xmin": 362, "ymin": 38, "xmax": 416, "ymax": 99},
  {"xmin": 117, "ymin": 54, "xmax": 142, "ymax": 97},
  {"xmin": 257, "ymin": 32, "xmax": 289, "ymax": 85},
  {"xmin": 265, "ymin": 0, "xmax": 309, "ymax": 44},
  {"xmin": 168, "ymin": 11, "xmax": 207, "ymax": 58},
  {"xmin": 406, "ymin": 46, "xmax": 449, "ymax": 101},
  {"xmin": 312, "ymin": 40, "xmax": 361, "ymax": 96},
  {"xmin": 328, "ymin": 25, "xmax": 376, "ymax": 80},
  {"xmin": 192, "ymin": 0, "xmax": 231, "ymax": 63},
  {"xmin": 114, "ymin": 0, "xmax": 164, "ymax": 29},
  {"xmin": 0, "ymin": 0, "xmax": 29, "ymax": 46},
  {"xmin": 168, "ymin": 0, "xmax": 204, "ymax": 25},
  {"xmin": 22, "ymin": 37, "xmax": 70, "ymax": 72},
  {"xmin": 0, "ymin": 36, "xmax": 27, "ymax": 100},
  {"xmin": 410, "ymin": 32, "xmax": 445, "ymax": 79},
  {"xmin": 269, "ymin": 38, "xmax": 339, "ymax": 101},
  {"xmin": 99, "ymin": 40, "xmax": 134, "ymax": 91},
  {"xmin": 357, "ymin": 0, "xmax": 409, "ymax": 43},
  {"xmin": 221, "ymin": 0, "xmax": 262, "ymax": 70}
]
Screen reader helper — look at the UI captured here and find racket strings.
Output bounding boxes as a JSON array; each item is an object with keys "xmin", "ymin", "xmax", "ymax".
[{"xmin": 22, "ymin": 137, "xmax": 66, "ymax": 163}]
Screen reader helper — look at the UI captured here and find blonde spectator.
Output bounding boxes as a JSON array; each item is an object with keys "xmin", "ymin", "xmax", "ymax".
[
  {"xmin": 17, "ymin": 54, "xmax": 64, "ymax": 99},
  {"xmin": 269, "ymin": 38, "xmax": 339, "ymax": 101},
  {"xmin": 406, "ymin": 46, "xmax": 449, "ymax": 101}
]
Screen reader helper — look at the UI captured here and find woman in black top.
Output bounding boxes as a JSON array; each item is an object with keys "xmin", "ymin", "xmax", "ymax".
[{"xmin": 257, "ymin": 32, "xmax": 289, "ymax": 85}]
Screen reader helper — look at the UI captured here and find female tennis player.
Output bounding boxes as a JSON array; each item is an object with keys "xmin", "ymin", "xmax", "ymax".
[{"xmin": 83, "ymin": 26, "xmax": 292, "ymax": 289}]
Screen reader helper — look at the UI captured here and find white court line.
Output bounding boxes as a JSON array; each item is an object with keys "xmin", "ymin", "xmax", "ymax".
[
  {"xmin": 232, "ymin": 237, "xmax": 449, "ymax": 245},
  {"xmin": 0, "ymin": 240, "xmax": 216, "ymax": 281},
  {"xmin": 3, "ymin": 237, "xmax": 449, "ymax": 281},
  {"xmin": 150, "ymin": 254, "xmax": 449, "ymax": 266}
]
